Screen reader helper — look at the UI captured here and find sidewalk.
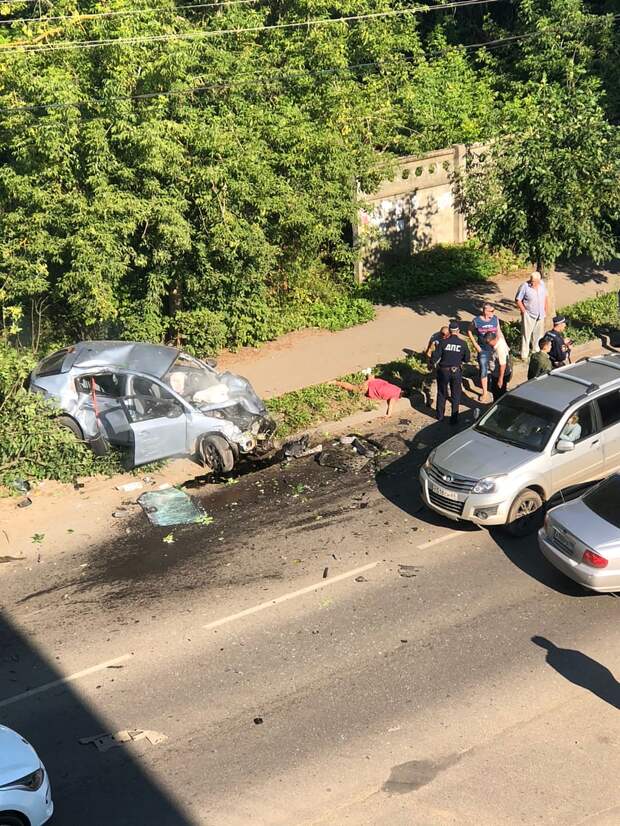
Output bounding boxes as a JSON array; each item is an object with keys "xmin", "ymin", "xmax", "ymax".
[{"xmin": 219, "ymin": 260, "xmax": 620, "ymax": 398}]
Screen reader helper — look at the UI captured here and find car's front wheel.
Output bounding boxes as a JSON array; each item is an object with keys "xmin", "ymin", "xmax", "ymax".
[
  {"xmin": 198, "ymin": 434, "xmax": 235, "ymax": 474},
  {"xmin": 505, "ymin": 488, "xmax": 544, "ymax": 537},
  {"xmin": 0, "ymin": 814, "xmax": 28, "ymax": 826}
]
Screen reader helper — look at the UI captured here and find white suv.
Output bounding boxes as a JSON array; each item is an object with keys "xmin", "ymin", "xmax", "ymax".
[{"xmin": 0, "ymin": 726, "xmax": 53, "ymax": 826}]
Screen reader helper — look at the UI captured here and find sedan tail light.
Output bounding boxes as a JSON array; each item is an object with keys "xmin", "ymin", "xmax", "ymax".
[{"xmin": 582, "ymin": 550, "xmax": 608, "ymax": 569}]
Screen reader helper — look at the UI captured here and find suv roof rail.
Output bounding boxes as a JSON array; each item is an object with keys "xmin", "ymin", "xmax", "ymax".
[
  {"xmin": 588, "ymin": 356, "xmax": 620, "ymax": 372},
  {"xmin": 551, "ymin": 371, "xmax": 599, "ymax": 392}
]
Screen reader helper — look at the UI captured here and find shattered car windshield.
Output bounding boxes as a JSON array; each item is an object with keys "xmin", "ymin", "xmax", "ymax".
[{"xmin": 164, "ymin": 354, "xmax": 226, "ymax": 404}]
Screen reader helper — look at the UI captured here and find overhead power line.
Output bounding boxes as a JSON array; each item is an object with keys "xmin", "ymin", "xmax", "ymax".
[
  {"xmin": 4, "ymin": 21, "xmax": 612, "ymax": 116},
  {"xmin": 0, "ymin": 0, "xmax": 259, "ymax": 26},
  {"xmin": 0, "ymin": 0, "xmax": 505, "ymax": 53}
]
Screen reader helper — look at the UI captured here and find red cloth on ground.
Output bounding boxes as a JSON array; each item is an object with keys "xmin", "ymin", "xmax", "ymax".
[{"xmin": 366, "ymin": 378, "xmax": 402, "ymax": 401}]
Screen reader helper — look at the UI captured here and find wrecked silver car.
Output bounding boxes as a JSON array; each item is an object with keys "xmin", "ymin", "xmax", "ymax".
[{"xmin": 29, "ymin": 341, "xmax": 276, "ymax": 471}]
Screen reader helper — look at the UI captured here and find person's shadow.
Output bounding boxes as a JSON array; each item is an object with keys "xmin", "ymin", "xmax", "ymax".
[{"xmin": 532, "ymin": 636, "xmax": 620, "ymax": 710}]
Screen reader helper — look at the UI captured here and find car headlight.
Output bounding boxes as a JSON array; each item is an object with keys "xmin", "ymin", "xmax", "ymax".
[
  {"xmin": 423, "ymin": 448, "xmax": 437, "ymax": 470},
  {"xmin": 472, "ymin": 476, "xmax": 504, "ymax": 495},
  {"xmin": 0, "ymin": 767, "xmax": 44, "ymax": 792}
]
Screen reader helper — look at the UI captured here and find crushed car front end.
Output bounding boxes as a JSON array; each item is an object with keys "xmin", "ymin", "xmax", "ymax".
[{"xmin": 188, "ymin": 371, "xmax": 276, "ymax": 461}]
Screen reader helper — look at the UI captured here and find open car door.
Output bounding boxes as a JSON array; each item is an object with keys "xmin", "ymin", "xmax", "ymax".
[{"xmin": 120, "ymin": 392, "xmax": 188, "ymax": 467}]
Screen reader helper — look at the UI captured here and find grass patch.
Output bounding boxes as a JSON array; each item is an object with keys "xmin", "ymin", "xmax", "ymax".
[
  {"xmin": 359, "ymin": 241, "xmax": 526, "ymax": 305},
  {"xmin": 267, "ymin": 354, "xmax": 429, "ymax": 438}
]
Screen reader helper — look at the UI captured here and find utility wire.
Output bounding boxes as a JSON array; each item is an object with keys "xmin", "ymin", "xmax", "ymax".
[
  {"xmin": 0, "ymin": 0, "xmax": 506, "ymax": 53},
  {"xmin": 3, "ymin": 22, "xmax": 608, "ymax": 116},
  {"xmin": 0, "ymin": 0, "xmax": 260, "ymax": 26}
]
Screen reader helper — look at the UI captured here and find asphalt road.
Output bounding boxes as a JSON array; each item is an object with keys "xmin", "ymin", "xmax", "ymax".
[{"xmin": 1, "ymin": 414, "xmax": 619, "ymax": 826}]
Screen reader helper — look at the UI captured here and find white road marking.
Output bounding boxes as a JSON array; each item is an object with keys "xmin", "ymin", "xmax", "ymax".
[
  {"xmin": 203, "ymin": 561, "xmax": 380, "ymax": 631},
  {"xmin": 416, "ymin": 530, "xmax": 468, "ymax": 549},
  {"xmin": 0, "ymin": 653, "xmax": 131, "ymax": 709}
]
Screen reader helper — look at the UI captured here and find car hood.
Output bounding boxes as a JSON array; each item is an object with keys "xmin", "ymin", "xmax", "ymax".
[
  {"xmin": 548, "ymin": 499, "xmax": 620, "ymax": 555},
  {"xmin": 432, "ymin": 428, "xmax": 535, "ymax": 478},
  {"xmin": 0, "ymin": 726, "xmax": 40, "ymax": 785},
  {"xmin": 194, "ymin": 371, "xmax": 266, "ymax": 416}
]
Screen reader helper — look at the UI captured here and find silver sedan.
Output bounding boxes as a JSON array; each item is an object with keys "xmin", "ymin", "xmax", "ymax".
[{"xmin": 538, "ymin": 474, "xmax": 620, "ymax": 593}]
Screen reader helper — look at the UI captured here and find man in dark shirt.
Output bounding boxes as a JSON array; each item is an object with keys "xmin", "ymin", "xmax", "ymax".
[
  {"xmin": 528, "ymin": 337, "xmax": 553, "ymax": 379},
  {"xmin": 433, "ymin": 320, "xmax": 470, "ymax": 424},
  {"xmin": 546, "ymin": 316, "xmax": 572, "ymax": 368},
  {"xmin": 422, "ymin": 325, "xmax": 449, "ymax": 406}
]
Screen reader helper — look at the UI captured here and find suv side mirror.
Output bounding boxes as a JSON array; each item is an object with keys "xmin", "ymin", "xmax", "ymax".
[
  {"xmin": 204, "ymin": 358, "xmax": 217, "ymax": 369},
  {"xmin": 556, "ymin": 439, "xmax": 575, "ymax": 453}
]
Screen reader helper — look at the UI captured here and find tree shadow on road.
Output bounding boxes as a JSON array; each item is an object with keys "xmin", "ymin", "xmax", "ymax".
[
  {"xmin": 0, "ymin": 613, "xmax": 199, "ymax": 825},
  {"xmin": 556, "ymin": 256, "xmax": 620, "ymax": 285},
  {"xmin": 532, "ymin": 635, "xmax": 620, "ymax": 710}
]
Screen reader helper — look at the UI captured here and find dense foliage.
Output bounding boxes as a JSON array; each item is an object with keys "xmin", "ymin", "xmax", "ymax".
[
  {"xmin": 0, "ymin": 0, "xmax": 500, "ymax": 355},
  {"xmin": 359, "ymin": 241, "xmax": 516, "ymax": 304},
  {"xmin": 0, "ymin": 0, "xmax": 618, "ymax": 483}
]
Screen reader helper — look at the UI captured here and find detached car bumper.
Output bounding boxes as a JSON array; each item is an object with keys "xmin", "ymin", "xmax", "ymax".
[
  {"xmin": 419, "ymin": 467, "xmax": 512, "ymax": 526},
  {"xmin": 538, "ymin": 529, "xmax": 620, "ymax": 593}
]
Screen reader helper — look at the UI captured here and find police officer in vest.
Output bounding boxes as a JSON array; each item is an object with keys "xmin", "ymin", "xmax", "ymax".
[
  {"xmin": 546, "ymin": 315, "xmax": 572, "ymax": 368},
  {"xmin": 433, "ymin": 320, "xmax": 470, "ymax": 424}
]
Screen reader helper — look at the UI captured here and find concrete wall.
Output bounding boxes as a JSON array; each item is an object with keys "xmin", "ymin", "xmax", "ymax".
[{"xmin": 355, "ymin": 144, "xmax": 468, "ymax": 281}]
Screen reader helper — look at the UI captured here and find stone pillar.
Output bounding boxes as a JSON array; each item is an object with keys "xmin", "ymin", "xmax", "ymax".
[{"xmin": 453, "ymin": 144, "xmax": 467, "ymax": 243}]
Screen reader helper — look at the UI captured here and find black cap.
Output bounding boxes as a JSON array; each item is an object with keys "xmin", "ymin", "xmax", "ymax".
[
  {"xmin": 553, "ymin": 315, "xmax": 566, "ymax": 325},
  {"xmin": 448, "ymin": 320, "xmax": 460, "ymax": 331}
]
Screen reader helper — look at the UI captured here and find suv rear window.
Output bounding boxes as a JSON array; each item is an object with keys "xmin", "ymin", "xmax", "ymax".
[
  {"xmin": 37, "ymin": 348, "xmax": 69, "ymax": 376},
  {"xmin": 475, "ymin": 396, "xmax": 561, "ymax": 452},
  {"xmin": 583, "ymin": 475, "xmax": 620, "ymax": 529}
]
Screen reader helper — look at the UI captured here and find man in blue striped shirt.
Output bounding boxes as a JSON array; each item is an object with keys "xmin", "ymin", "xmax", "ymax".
[{"xmin": 516, "ymin": 272, "xmax": 548, "ymax": 360}]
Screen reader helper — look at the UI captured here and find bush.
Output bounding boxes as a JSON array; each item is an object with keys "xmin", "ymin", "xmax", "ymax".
[
  {"xmin": 172, "ymin": 308, "xmax": 229, "ymax": 357},
  {"xmin": 360, "ymin": 241, "xmax": 499, "ymax": 304},
  {"xmin": 0, "ymin": 345, "xmax": 36, "ymax": 400},
  {"xmin": 0, "ymin": 389, "xmax": 109, "ymax": 487},
  {"xmin": 280, "ymin": 295, "xmax": 375, "ymax": 335},
  {"xmin": 562, "ymin": 292, "xmax": 619, "ymax": 342}
]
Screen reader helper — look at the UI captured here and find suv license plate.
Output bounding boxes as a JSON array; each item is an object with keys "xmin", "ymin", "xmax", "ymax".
[{"xmin": 431, "ymin": 483, "xmax": 459, "ymax": 501}]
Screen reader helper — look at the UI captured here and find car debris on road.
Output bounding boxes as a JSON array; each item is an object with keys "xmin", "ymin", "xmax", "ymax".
[{"xmin": 79, "ymin": 729, "xmax": 167, "ymax": 753}]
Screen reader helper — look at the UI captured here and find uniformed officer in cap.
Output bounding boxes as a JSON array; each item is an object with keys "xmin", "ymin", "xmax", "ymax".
[
  {"xmin": 433, "ymin": 320, "xmax": 470, "ymax": 424},
  {"xmin": 546, "ymin": 315, "xmax": 572, "ymax": 368}
]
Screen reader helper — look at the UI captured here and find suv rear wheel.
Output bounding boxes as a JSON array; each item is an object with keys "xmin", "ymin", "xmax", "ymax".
[
  {"xmin": 56, "ymin": 415, "xmax": 83, "ymax": 441},
  {"xmin": 505, "ymin": 489, "xmax": 544, "ymax": 537}
]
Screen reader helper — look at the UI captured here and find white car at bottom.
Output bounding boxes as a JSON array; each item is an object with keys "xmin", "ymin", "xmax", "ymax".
[{"xmin": 0, "ymin": 726, "xmax": 53, "ymax": 826}]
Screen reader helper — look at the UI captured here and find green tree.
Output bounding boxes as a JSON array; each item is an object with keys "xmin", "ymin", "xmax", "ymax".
[
  {"xmin": 0, "ymin": 0, "xmax": 500, "ymax": 354},
  {"xmin": 454, "ymin": 0, "xmax": 620, "ymax": 312}
]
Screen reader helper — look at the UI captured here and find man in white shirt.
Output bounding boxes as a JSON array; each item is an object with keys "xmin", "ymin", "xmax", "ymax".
[{"xmin": 484, "ymin": 331, "xmax": 512, "ymax": 401}]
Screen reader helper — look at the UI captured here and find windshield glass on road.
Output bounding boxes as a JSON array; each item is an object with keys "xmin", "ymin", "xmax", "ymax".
[
  {"xmin": 583, "ymin": 475, "xmax": 620, "ymax": 528},
  {"xmin": 475, "ymin": 396, "xmax": 561, "ymax": 452}
]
